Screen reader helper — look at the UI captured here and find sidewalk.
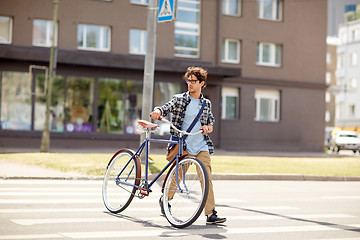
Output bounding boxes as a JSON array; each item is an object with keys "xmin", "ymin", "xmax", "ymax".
[{"xmin": 1, "ymin": 148, "xmax": 359, "ymax": 181}]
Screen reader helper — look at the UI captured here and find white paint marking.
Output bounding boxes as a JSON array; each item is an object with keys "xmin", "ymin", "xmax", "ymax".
[
  {"xmin": 322, "ymin": 196, "xmax": 360, "ymax": 199},
  {"xmin": 1, "ymin": 224, "xmax": 360, "ymax": 239},
  {"xmin": 11, "ymin": 214, "xmax": 356, "ymax": 226}
]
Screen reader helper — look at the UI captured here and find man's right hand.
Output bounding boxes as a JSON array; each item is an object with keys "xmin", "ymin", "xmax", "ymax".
[{"xmin": 150, "ymin": 109, "xmax": 162, "ymax": 120}]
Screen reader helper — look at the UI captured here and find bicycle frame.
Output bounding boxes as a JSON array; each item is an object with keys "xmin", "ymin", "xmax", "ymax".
[{"xmin": 116, "ymin": 132, "xmax": 186, "ymax": 196}]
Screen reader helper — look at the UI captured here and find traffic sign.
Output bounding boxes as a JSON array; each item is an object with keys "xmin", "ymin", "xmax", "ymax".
[{"xmin": 158, "ymin": 0, "xmax": 176, "ymax": 22}]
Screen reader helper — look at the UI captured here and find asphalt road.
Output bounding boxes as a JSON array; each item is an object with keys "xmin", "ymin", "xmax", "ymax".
[{"xmin": 0, "ymin": 180, "xmax": 359, "ymax": 240}]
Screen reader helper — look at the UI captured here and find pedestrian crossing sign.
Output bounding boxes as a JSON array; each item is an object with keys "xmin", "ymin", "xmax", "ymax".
[{"xmin": 158, "ymin": 0, "xmax": 176, "ymax": 22}]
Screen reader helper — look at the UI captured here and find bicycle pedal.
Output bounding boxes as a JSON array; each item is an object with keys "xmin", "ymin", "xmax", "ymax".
[{"xmin": 139, "ymin": 188, "xmax": 149, "ymax": 196}]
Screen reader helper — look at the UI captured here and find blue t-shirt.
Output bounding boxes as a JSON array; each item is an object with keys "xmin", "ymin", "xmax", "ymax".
[{"xmin": 181, "ymin": 95, "xmax": 209, "ymax": 155}]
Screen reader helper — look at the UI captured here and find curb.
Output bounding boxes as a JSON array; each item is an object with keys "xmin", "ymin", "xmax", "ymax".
[{"xmin": 1, "ymin": 174, "xmax": 360, "ymax": 181}]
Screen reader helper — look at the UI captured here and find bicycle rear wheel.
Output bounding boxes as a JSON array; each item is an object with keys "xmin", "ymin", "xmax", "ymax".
[
  {"xmin": 102, "ymin": 149, "xmax": 141, "ymax": 213},
  {"xmin": 162, "ymin": 157, "xmax": 209, "ymax": 228}
]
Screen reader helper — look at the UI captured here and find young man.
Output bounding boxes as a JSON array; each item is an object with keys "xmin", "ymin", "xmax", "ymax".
[{"xmin": 150, "ymin": 66, "xmax": 226, "ymax": 224}]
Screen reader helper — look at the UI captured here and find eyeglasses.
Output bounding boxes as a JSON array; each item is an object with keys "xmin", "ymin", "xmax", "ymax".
[{"xmin": 185, "ymin": 79, "xmax": 200, "ymax": 84}]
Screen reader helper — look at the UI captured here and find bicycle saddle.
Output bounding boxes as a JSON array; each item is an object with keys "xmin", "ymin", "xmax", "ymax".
[{"xmin": 137, "ymin": 120, "xmax": 158, "ymax": 130}]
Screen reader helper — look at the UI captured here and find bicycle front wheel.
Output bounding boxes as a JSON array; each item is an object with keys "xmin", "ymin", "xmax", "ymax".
[
  {"xmin": 102, "ymin": 149, "xmax": 141, "ymax": 213},
  {"xmin": 162, "ymin": 157, "xmax": 209, "ymax": 228}
]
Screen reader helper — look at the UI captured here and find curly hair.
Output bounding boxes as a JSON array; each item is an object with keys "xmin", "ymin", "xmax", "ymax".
[{"xmin": 184, "ymin": 66, "xmax": 208, "ymax": 89}]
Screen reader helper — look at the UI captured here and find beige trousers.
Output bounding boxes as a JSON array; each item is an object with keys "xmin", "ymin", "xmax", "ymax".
[{"xmin": 166, "ymin": 150, "xmax": 215, "ymax": 216}]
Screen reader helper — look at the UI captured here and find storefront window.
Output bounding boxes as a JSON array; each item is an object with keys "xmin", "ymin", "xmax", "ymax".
[
  {"xmin": 97, "ymin": 78, "xmax": 125, "ymax": 133},
  {"xmin": 125, "ymin": 80, "xmax": 142, "ymax": 134},
  {"xmin": 34, "ymin": 74, "xmax": 65, "ymax": 132},
  {"xmin": 1, "ymin": 71, "xmax": 31, "ymax": 130},
  {"xmin": 65, "ymin": 76, "xmax": 94, "ymax": 132},
  {"xmin": 153, "ymin": 81, "xmax": 181, "ymax": 135}
]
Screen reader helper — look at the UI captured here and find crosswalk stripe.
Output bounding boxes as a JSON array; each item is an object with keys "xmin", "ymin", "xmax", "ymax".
[
  {"xmin": 322, "ymin": 196, "xmax": 360, "ymax": 199},
  {"xmin": 1, "ymin": 224, "xmax": 360, "ymax": 239},
  {"xmin": 0, "ymin": 199, "xmax": 102, "ymax": 204},
  {"xmin": 11, "ymin": 214, "xmax": 357, "ymax": 226},
  {"xmin": 0, "ymin": 188, "xmax": 100, "ymax": 191},
  {"xmin": 0, "ymin": 205, "xmax": 296, "ymax": 213},
  {"xmin": 0, "ymin": 234, "xmax": 62, "ymax": 239},
  {"xmin": 0, "ymin": 198, "xmax": 247, "ymax": 204},
  {"xmin": 311, "ymin": 238, "xmax": 360, "ymax": 240},
  {"xmin": 0, "ymin": 192, "xmax": 101, "ymax": 196}
]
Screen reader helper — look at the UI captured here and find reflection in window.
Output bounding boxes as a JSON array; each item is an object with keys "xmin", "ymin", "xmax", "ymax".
[
  {"xmin": 257, "ymin": 0, "xmax": 282, "ymax": 21},
  {"xmin": 130, "ymin": 0, "xmax": 149, "ymax": 5},
  {"xmin": 129, "ymin": 29, "xmax": 147, "ymax": 55},
  {"xmin": 222, "ymin": 39, "xmax": 240, "ymax": 64},
  {"xmin": 255, "ymin": 89, "xmax": 280, "ymax": 122},
  {"xmin": 1, "ymin": 71, "xmax": 31, "ymax": 130},
  {"xmin": 256, "ymin": 42, "xmax": 282, "ymax": 67},
  {"xmin": 77, "ymin": 24, "xmax": 110, "ymax": 51},
  {"xmin": 0, "ymin": 16, "xmax": 12, "ymax": 44},
  {"xmin": 98, "ymin": 78, "xmax": 125, "ymax": 133},
  {"xmin": 153, "ymin": 81, "xmax": 181, "ymax": 135},
  {"xmin": 33, "ymin": 19, "xmax": 57, "ymax": 47},
  {"xmin": 125, "ymin": 80, "xmax": 143, "ymax": 134},
  {"xmin": 34, "ymin": 74, "xmax": 65, "ymax": 132},
  {"xmin": 174, "ymin": 0, "xmax": 200, "ymax": 58},
  {"xmin": 222, "ymin": 87, "xmax": 239, "ymax": 119},
  {"xmin": 222, "ymin": 0, "xmax": 241, "ymax": 16},
  {"xmin": 65, "ymin": 77, "xmax": 94, "ymax": 132}
]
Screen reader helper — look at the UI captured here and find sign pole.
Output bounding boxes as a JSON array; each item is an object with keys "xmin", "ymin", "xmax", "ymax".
[{"xmin": 140, "ymin": 0, "xmax": 158, "ymax": 158}]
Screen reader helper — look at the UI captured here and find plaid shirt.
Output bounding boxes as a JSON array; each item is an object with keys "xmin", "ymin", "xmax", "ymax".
[{"xmin": 156, "ymin": 91, "xmax": 215, "ymax": 154}]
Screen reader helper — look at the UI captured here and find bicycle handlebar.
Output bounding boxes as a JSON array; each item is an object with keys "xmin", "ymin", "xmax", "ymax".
[{"xmin": 159, "ymin": 117, "xmax": 203, "ymax": 136}]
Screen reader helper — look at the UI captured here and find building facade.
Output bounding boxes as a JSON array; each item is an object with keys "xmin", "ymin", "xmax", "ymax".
[
  {"xmin": 0, "ymin": 0, "xmax": 327, "ymax": 152},
  {"xmin": 325, "ymin": 36, "xmax": 338, "ymax": 144},
  {"xmin": 335, "ymin": 19, "xmax": 360, "ymax": 133}
]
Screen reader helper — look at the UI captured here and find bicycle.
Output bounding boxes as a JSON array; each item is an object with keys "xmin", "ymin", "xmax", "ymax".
[{"xmin": 102, "ymin": 117, "xmax": 209, "ymax": 228}]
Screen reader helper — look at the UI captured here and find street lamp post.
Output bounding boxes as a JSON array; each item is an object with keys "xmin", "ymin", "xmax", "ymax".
[{"xmin": 40, "ymin": 0, "xmax": 58, "ymax": 152}]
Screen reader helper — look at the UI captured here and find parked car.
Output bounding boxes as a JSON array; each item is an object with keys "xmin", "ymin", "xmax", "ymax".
[{"xmin": 330, "ymin": 131, "xmax": 360, "ymax": 153}]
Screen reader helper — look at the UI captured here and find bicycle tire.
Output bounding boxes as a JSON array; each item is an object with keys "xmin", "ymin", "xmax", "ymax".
[
  {"xmin": 162, "ymin": 156, "xmax": 209, "ymax": 228},
  {"xmin": 102, "ymin": 149, "xmax": 141, "ymax": 213}
]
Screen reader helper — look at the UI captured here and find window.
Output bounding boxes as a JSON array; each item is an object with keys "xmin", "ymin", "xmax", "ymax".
[
  {"xmin": 222, "ymin": 39, "xmax": 240, "ymax": 64},
  {"xmin": 255, "ymin": 89, "xmax": 280, "ymax": 122},
  {"xmin": 325, "ymin": 92, "xmax": 331, "ymax": 103},
  {"xmin": 0, "ymin": 16, "xmax": 12, "ymax": 44},
  {"xmin": 256, "ymin": 42, "xmax": 281, "ymax": 67},
  {"xmin": 77, "ymin": 24, "xmax": 110, "ymax": 51},
  {"xmin": 34, "ymin": 74, "xmax": 65, "ymax": 131},
  {"xmin": 326, "ymin": 72, "xmax": 331, "ymax": 85},
  {"xmin": 221, "ymin": 87, "xmax": 239, "ymax": 120},
  {"xmin": 1, "ymin": 71, "xmax": 31, "ymax": 130},
  {"xmin": 337, "ymin": 54, "xmax": 344, "ymax": 69},
  {"xmin": 257, "ymin": 0, "xmax": 282, "ymax": 21},
  {"xmin": 351, "ymin": 78, "xmax": 358, "ymax": 89},
  {"xmin": 222, "ymin": 0, "xmax": 241, "ymax": 16},
  {"xmin": 349, "ymin": 104, "xmax": 355, "ymax": 118},
  {"xmin": 65, "ymin": 76, "xmax": 95, "ymax": 132},
  {"xmin": 340, "ymin": 32, "xmax": 347, "ymax": 44},
  {"xmin": 129, "ymin": 29, "xmax": 147, "ymax": 55},
  {"xmin": 33, "ymin": 19, "xmax": 57, "ymax": 47},
  {"xmin": 125, "ymin": 80, "xmax": 143, "ymax": 134},
  {"xmin": 325, "ymin": 111, "xmax": 330, "ymax": 122},
  {"xmin": 98, "ymin": 78, "xmax": 126, "ymax": 133},
  {"xmin": 326, "ymin": 53, "xmax": 331, "ymax": 64},
  {"xmin": 351, "ymin": 29, "xmax": 360, "ymax": 42},
  {"xmin": 153, "ymin": 81, "xmax": 181, "ymax": 135},
  {"xmin": 130, "ymin": 0, "xmax": 148, "ymax": 5},
  {"xmin": 174, "ymin": 0, "xmax": 200, "ymax": 58},
  {"xmin": 350, "ymin": 53, "xmax": 358, "ymax": 66}
]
